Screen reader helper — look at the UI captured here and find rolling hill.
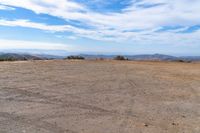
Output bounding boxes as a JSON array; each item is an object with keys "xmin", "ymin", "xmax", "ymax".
[{"xmin": 0, "ymin": 53, "xmax": 44, "ymax": 61}]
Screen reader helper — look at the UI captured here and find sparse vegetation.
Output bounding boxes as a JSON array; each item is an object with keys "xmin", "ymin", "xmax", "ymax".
[
  {"xmin": 0, "ymin": 54, "xmax": 43, "ymax": 61},
  {"xmin": 114, "ymin": 55, "xmax": 128, "ymax": 60},
  {"xmin": 175, "ymin": 59, "xmax": 192, "ymax": 63},
  {"xmin": 65, "ymin": 55, "xmax": 85, "ymax": 60},
  {"xmin": 176, "ymin": 59, "xmax": 185, "ymax": 62},
  {"xmin": 0, "ymin": 57, "xmax": 27, "ymax": 61}
]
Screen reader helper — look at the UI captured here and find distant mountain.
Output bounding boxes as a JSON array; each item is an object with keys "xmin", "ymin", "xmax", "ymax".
[
  {"xmin": 0, "ymin": 53, "xmax": 44, "ymax": 61},
  {"xmin": 1, "ymin": 53, "xmax": 200, "ymax": 62},
  {"xmin": 126, "ymin": 54, "xmax": 179, "ymax": 61},
  {"xmin": 180, "ymin": 56, "xmax": 200, "ymax": 61},
  {"xmin": 35, "ymin": 54, "xmax": 65, "ymax": 59},
  {"xmin": 80, "ymin": 54, "xmax": 200, "ymax": 62},
  {"xmin": 0, "ymin": 49, "xmax": 69, "ymax": 57},
  {"xmin": 80, "ymin": 54, "xmax": 179, "ymax": 61},
  {"xmin": 80, "ymin": 54, "xmax": 115, "ymax": 59}
]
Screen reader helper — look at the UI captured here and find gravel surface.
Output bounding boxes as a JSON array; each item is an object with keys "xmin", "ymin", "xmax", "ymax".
[{"xmin": 0, "ymin": 60, "xmax": 199, "ymax": 133}]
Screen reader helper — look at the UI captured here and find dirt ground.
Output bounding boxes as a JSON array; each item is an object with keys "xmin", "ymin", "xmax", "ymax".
[{"xmin": 0, "ymin": 60, "xmax": 199, "ymax": 133}]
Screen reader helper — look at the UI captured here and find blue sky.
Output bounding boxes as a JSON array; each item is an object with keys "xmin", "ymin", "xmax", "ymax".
[{"xmin": 0, "ymin": 0, "xmax": 200, "ymax": 56}]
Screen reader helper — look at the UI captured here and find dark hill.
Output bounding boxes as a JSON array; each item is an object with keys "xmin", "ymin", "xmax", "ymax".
[
  {"xmin": 80, "ymin": 54, "xmax": 179, "ymax": 61},
  {"xmin": 126, "ymin": 54, "xmax": 179, "ymax": 61},
  {"xmin": 0, "ymin": 53, "xmax": 44, "ymax": 61}
]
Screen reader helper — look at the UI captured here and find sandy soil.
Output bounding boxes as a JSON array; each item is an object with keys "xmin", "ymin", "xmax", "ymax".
[{"xmin": 0, "ymin": 60, "xmax": 199, "ymax": 133}]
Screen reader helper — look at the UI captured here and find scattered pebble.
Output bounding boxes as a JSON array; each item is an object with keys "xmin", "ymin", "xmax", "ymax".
[
  {"xmin": 172, "ymin": 122, "xmax": 179, "ymax": 126},
  {"xmin": 182, "ymin": 115, "xmax": 186, "ymax": 118},
  {"xmin": 144, "ymin": 123, "xmax": 149, "ymax": 127}
]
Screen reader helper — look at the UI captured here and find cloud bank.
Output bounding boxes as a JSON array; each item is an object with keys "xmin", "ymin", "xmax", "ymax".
[
  {"xmin": 0, "ymin": 39, "xmax": 73, "ymax": 50},
  {"xmin": 0, "ymin": 0, "xmax": 199, "ymax": 45}
]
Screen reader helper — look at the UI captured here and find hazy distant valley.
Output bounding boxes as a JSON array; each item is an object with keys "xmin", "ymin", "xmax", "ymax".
[{"xmin": 1, "ymin": 53, "xmax": 200, "ymax": 62}]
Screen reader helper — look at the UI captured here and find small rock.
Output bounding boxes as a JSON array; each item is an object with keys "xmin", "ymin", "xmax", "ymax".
[
  {"xmin": 172, "ymin": 122, "xmax": 178, "ymax": 126},
  {"xmin": 144, "ymin": 123, "xmax": 148, "ymax": 127},
  {"xmin": 182, "ymin": 115, "xmax": 186, "ymax": 118}
]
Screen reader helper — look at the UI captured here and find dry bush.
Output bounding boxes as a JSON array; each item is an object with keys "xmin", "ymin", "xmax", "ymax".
[
  {"xmin": 114, "ymin": 55, "xmax": 128, "ymax": 60},
  {"xmin": 65, "ymin": 56, "xmax": 85, "ymax": 60}
]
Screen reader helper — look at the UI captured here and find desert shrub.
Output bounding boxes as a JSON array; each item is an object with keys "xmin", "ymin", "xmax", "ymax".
[
  {"xmin": 114, "ymin": 55, "xmax": 128, "ymax": 60},
  {"xmin": 174, "ymin": 59, "xmax": 185, "ymax": 63},
  {"xmin": 177, "ymin": 59, "xmax": 185, "ymax": 62},
  {"xmin": 175, "ymin": 59, "xmax": 191, "ymax": 63},
  {"xmin": 65, "ymin": 56, "xmax": 85, "ymax": 60}
]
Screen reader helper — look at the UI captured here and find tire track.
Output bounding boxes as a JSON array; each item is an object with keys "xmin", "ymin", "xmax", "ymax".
[
  {"xmin": 0, "ymin": 86, "xmax": 117, "ymax": 118},
  {"xmin": 0, "ymin": 112, "xmax": 77, "ymax": 133}
]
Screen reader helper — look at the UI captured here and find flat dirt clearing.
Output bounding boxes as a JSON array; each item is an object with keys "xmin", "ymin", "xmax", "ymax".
[{"xmin": 0, "ymin": 60, "xmax": 199, "ymax": 133}]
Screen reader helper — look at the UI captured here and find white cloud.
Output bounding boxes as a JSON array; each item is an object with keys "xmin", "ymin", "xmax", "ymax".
[
  {"xmin": 0, "ymin": 18, "xmax": 200, "ymax": 46},
  {"xmin": 0, "ymin": 0, "xmax": 199, "ymax": 45},
  {"xmin": 0, "ymin": 4, "xmax": 15, "ymax": 10},
  {"xmin": 0, "ymin": 39, "xmax": 120, "ymax": 53},
  {"xmin": 1, "ymin": 0, "xmax": 200, "ymax": 29},
  {"xmin": 0, "ymin": 19, "xmax": 75, "ymax": 32},
  {"xmin": 0, "ymin": 39, "xmax": 74, "ymax": 50}
]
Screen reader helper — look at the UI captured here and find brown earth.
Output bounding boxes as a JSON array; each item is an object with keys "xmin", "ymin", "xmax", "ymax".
[{"xmin": 0, "ymin": 60, "xmax": 199, "ymax": 133}]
